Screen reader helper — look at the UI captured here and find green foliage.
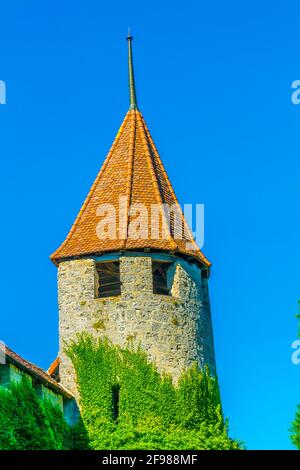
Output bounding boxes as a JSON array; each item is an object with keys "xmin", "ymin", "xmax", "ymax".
[
  {"xmin": 291, "ymin": 302, "xmax": 300, "ymax": 448},
  {"xmin": 0, "ymin": 378, "xmax": 88, "ymax": 450},
  {"xmin": 67, "ymin": 334, "xmax": 241, "ymax": 450},
  {"xmin": 291, "ymin": 404, "xmax": 300, "ymax": 449}
]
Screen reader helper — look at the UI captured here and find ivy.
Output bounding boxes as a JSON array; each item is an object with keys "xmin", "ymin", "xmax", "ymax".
[
  {"xmin": 67, "ymin": 334, "xmax": 241, "ymax": 450},
  {"xmin": 0, "ymin": 378, "xmax": 89, "ymax": 450}
]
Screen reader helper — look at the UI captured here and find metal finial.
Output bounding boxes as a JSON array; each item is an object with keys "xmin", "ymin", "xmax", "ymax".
[{"xmin": 126, "ymin": 30, "xmax": 138, "ymax": 110}]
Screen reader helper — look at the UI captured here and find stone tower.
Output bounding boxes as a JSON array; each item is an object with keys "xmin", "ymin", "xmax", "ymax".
[{"xmin": 51, "ymin": 35, "xmax": 216, "ymax": 396}]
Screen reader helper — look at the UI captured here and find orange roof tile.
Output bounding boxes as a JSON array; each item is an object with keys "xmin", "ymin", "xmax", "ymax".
[
  {"xmin": 48, "ymin": 357, "xmax": 60, "ymax": 376},
  {"xmin": 51, "ymin": 109, "xmax": 210, "ymax": 268}
]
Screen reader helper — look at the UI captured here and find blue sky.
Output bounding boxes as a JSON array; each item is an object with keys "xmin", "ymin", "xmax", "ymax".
[{"xmin": 0, "ymin": 0, "xmax": 299, "ymax": 450}]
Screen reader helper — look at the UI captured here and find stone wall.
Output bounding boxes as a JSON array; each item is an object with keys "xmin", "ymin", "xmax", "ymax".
[{"xmin": 57, "ymin": 255, "xmax": 216, "ymax": 396}]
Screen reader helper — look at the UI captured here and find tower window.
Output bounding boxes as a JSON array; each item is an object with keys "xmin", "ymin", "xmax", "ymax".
[
  {"xmin": 112, "ymin": 384, "xmax": 120, "ymax": 422},
  {"xmin": 96, "ymin": 262, "xmax": 121, "ymax": 298},
  {"xmin": 152, "ymin": 261, "xmax": 173, "ymax": 295}
]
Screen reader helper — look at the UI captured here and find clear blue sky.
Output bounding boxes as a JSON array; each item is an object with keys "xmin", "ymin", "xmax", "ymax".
[{"xmin": 0, "ymin": 0, "xmax": 299, "ymax": 450}]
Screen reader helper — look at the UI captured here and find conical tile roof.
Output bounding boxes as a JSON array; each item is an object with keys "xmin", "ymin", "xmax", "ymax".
[
  {"xmin": 51, "ymin": 109, "xmax": 210, "ymax": 267},
  {"xmin": 51, "ymin": 36, "xmax": 210, "ymax": 269}
]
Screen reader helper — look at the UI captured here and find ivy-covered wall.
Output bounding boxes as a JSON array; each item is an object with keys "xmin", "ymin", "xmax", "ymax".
[
  {"xmin": 67, "ymin": 334, "xmax": 241, "ymax": 450},
  {"xmin": 0, "ymin": 337, "xmax": 241, "ymax": 450},
  {"xmin": 58, "ymin": 255, "xmax": 216, "ymax": 396},
  {"xmin": 0, "ymin": 379, "xmax": 88, "ymax": 450}
]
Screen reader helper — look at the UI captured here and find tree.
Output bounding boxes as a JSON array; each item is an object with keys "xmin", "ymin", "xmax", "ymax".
[
  {"xmin": 291, "ymin": 301, "xmax": 300, "ymax": 449},
  {"xmin": 291, "ymin": 405, "xmax": 300, "ymax": 449}
]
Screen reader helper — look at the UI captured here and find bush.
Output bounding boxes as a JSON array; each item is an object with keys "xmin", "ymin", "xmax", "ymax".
[{"xmin": 0, "ymin": 378, "xmax": 88, "ymax": 450}]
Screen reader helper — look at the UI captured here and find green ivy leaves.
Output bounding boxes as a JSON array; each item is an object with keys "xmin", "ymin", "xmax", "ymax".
[{"xmin": 66, "ymin": 334, "xmax": 241, "ymax": 450}]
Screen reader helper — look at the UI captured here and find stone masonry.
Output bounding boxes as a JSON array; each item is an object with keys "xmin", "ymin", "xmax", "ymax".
[{"xmin": 58, "ymin": 255, "xmax": 216, "ymax": 396}]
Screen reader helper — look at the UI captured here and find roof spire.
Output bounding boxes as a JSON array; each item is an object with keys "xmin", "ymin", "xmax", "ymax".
[{"xmin": 126, "ymin": 29, "xmax": 138, "ymax": 110}]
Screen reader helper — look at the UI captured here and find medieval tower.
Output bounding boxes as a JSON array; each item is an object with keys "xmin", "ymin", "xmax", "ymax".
[{"xmin": 51, "ymin": 36, "xmax": 216, "ymax": 396}]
